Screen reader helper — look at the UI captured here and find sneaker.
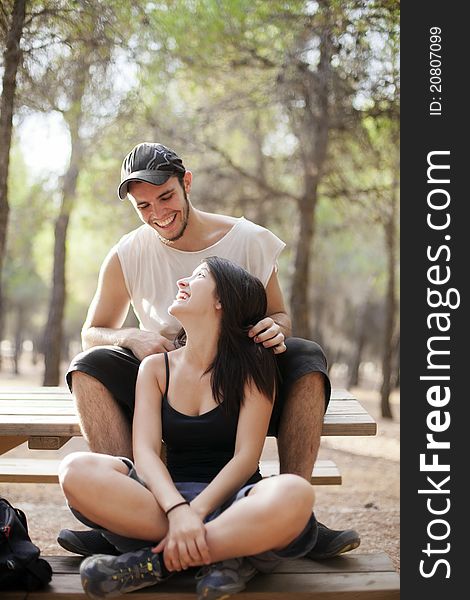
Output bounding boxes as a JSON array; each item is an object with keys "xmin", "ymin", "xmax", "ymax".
[
  {"xmin": 57, "ymin": 529, "xmax": 120, "ymax": 557},
  {"xmin": 196, "ymin": 557, "xmax": 258, "ymax": 600},
  {"xmin": 80, "ymin": 546, "xmax": 168, "ymax": 599},
  {"xmin": 306, "ymin": 522, "xmax": 360, "ymax": 560}
]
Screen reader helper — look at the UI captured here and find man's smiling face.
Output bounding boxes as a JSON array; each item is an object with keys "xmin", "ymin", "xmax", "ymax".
[{"xmin": 128, "ymin": 174, "xmax": 191, "ymax": 243}]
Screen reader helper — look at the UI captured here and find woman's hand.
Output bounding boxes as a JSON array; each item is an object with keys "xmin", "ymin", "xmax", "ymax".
[
  {"xmin": 152, "ymin": 505, "xmax": 211, "ymax": 571},
  {"xmin": 249, "ymin": 317, "xmax": 286, "ymax": 354}
]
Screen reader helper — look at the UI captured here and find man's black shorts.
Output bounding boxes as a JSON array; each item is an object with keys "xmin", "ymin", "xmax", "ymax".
[{"xmin": 66, "ymin": 337, "xmax": 331, "ymax": 437}]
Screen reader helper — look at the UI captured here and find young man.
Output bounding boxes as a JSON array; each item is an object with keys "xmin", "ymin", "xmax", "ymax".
[{"xmin": 58, "ymin": 142, "xmax": 360, "ymax": 560}]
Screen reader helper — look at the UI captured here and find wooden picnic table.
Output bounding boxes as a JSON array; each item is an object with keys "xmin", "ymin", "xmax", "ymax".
[
  {"xmin": 0, "ymin": 386, "xmax": 376, "ymax": 485},
  {"xmin": 0, "ymin": 387, "xmax": 376, "ymax": 455}
]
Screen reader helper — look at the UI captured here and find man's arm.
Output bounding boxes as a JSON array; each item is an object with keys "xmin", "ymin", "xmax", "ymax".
[
  {"xmin": 248, "ymin": 270, "xmax": 292, "ymax": 354},
  {"xmin": 265, "ymin": 269, "xmax": 292, "ymax": 337},
  {"xmin": 82, "ymin": 248, "xmax": 175, "ymax": 359}
]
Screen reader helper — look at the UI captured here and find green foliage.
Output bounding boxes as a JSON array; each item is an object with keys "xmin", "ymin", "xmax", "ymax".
[{"xmin": 2, "ymin": 0, "xmax": 400, "ymax": 376}]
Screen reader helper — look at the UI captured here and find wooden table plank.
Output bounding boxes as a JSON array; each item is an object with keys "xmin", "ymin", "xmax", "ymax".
[
  {"xmin": 261, "ymin": 459, "xmax": 341, "ymax": 485},
  {"xmin": 0, "ymin": 386, "xmax": 71, "ymax": 394},
  {"xmin": 0, "ymin": 388, "xmax": 356, "ymax": 404},
  {"xmin": 0, "ymin": 401, "xmax": 377, "ymax": 438},
  {"xmin": 0, "ymin": 387, "xmax": 355, "ymax": 401},
  {"xmin": 44, "ymin": 552, "xmax": 397, "ymax": 575},
  {"xmin": 0, "ymin": 420, "xmax": 376, "ymax": 438},
  {"xmin": 22, "ymin": 572, "xmax": 399, "ymax": 599},
  {"xmin": 322, "ymin": 422, "xmax": 377, "ymax": 436},
  {"xmin": 28, "ymin": 436, "xmax": 72, "ymax": 450},
  {"xmin": 0, "ymin": 400, "xmax": 368, "ymax": 416},
  {"xmin": 0, "ymin": 458, "xmax": 342, "ymax": 485},
  {"xmin": 0, "ymin": 387, "xmax": 377, "ymax": 445},
  {"xmin": 0, "ymin": 401, "xmax": 75, "ymax": 414},
  {"xmin": 0, "ymin": 398, "xmax": 361, "ymax": 407},
  {"xmin": 3, "ymin": 553, "xmax": 398, "ymax": 600},
  {"xmin": 0, "ymin": 406, "xmax": 76, "ymax": 414},
  {"xmin": 0, "ymin": 434, "xmax": 28, "ymax": 455}
]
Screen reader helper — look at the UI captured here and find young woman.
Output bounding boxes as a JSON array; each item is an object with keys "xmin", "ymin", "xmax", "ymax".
[{"xmin": 59, "ymin": 257, "xmax": 317, "ymax": 600}]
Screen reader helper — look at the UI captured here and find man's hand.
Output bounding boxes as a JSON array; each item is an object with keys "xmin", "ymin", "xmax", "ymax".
[
  {"xmin": 152, "ymin": 505, "xmax": 211, "ymax": 571},
  {"xmin": 248, "ymin": 317, "xmax": 286, "ymax": 354},
  {"xmin": 122, "ymin": 330, "xmax": 176, "ymax": 361}
]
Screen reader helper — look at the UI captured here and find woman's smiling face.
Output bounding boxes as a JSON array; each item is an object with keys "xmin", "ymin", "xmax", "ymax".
[{"xmin": 168, "ymin": 263, "xmax": 220, "ymax": 320}]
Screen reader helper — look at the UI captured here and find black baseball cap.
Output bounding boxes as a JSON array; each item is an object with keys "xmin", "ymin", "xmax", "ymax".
[{"xmin": 118, "ymin": 142, "xmax": 186, "ymax": 200}]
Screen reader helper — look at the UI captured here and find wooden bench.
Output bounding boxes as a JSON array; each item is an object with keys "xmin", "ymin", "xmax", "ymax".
[
  {"xmin": 1, "ymin": 553, "xmax": 400, "ymax": 599},
  {"xmin": 0, "ymin": 387, "xmax": 376, "ymax": 485},
  {"xmin": 0, "ymin": 457, "xmax": 342, "ymax": 485}
]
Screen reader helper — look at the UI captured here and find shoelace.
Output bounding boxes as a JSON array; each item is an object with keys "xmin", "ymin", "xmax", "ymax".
[{"xmin": 112, "ymin": 559, "xmax": 158, "ymax": 584}]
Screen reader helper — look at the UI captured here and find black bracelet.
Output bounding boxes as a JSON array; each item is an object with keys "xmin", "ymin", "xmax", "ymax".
[{"xmin": 165, "ymin": 501, "xmax": 190, "ymax": 516}]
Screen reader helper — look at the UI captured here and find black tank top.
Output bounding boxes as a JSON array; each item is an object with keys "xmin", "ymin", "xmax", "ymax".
[{"xmin": 161, "ymin": 353, "xmax": 262, "ymax": 485}]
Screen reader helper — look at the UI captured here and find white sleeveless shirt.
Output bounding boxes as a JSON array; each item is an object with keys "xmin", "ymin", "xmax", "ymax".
[{"xmin": 116, "ymin": 217, "xmax": 286, "ymax": 339}]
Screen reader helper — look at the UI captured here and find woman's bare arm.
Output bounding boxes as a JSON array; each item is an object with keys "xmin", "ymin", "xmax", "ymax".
[
  {"xmin": 133, "ymin": 355, "xmax": 210, "ymax": 570},
  {"xmin": 132, "ymin": 355, "xmax": 183, "ymax": 509}
]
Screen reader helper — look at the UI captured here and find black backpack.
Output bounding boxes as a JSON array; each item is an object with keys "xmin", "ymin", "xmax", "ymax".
[{"xmin": 0, "ymin": 497, "xmax": 53, "ymax": 590}]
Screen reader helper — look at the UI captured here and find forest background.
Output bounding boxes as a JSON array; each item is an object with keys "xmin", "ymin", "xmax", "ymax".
[{"xmin": 0, "ymin": 0, "xmax": 400, "ymax": 419}]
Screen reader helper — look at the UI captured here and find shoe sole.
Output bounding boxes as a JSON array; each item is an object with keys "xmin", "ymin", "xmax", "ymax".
[{"xmin": 309, "ymin": 538, "xmax": 361, "ymax": 560}]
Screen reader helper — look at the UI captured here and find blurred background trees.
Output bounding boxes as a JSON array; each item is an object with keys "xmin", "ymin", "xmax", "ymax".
[{"xmin": 0, "ymin": 0, "xmax": 399, "ymax": 417}]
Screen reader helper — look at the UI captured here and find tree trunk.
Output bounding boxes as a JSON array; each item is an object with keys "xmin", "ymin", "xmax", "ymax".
[
  {"xmin": 348, "ymin": 303, "xmax": 370, "ymax": 388},
  {"xmin": 0, "ymin": 0, "xmax": 27, "ymax": 365},
  {"xmin": 252, "ymin": 115, "xmax": 268, "ymax": 228},
  {"xmin": 0, "ymin": 295, "xmax": 9, "ymax": 371},
  {"xmin": 43, "ymin": 65, "xmax": 88, "ymax": 386},
  {"xmin": 392, "ymin": 334, "xmax": 400, "ymax": 389},
  {"xmin": 311, "ymin": 296, "xmax": 326, "ymax": 352},
  {"xmin": 289, "ymin": 107, "xmax": 330, "ymax": 338},
  {"xmin": 290, "ymin": 189, "xmax": 316, "ymax": 337},
  {"xmin": 42, "ymin": 156, "xmax": 83, "ymax": 385},
  {"xmin": 288, "ymin": 93, "xmax": 330, "ymax": 338},
  {"xmin": 43, "ymin": 210, "xmax": 70, "ymax": 385},
  {"xmin": 287, "ymin": 10, "xmax": 332, "ymax": 339},
  {"xmin": 380, "ymin": 174, "xmax": 398, "ymax": 418},
  {"xmin": 0, "ymin": 301, "xmax": 5, "ymax": 371},
  {"xmin": 13, "ymin": 304, "xmax": 24, "ymax": 375}
]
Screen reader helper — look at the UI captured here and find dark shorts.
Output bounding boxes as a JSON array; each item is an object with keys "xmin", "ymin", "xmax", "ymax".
[
  {"xmin": 71, "ymin": 457, "xmax": 318, "ymax": 565},
  {"xmin": 66, "ymin": 337, "xmax": 331, "ymax": 437}
]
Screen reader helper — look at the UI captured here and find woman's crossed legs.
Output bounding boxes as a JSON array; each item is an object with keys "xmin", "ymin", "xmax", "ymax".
[{"xmin": 59, "ymin": 452, "xmax": 316, "ymax": 570}]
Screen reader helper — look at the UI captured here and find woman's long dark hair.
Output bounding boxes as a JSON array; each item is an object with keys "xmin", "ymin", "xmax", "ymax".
[{"xmin": 175, "ymin": 256, "xmax": 278, "ymax": 414}]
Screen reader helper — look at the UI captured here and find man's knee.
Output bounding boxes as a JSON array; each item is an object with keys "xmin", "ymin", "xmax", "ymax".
[
  {"xmin": 284, "ymin": 337, "xmax": 328, "ymax": 372},
  {"xmin": 279, "ymin": 337, "xmax": 331, "ymax": 411},
  {"xmin": 67, "ymin": 346, "xmax": 118, "ymax": 392}
]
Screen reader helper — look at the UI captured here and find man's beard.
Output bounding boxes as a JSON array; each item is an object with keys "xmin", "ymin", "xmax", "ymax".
[{"xmin": 157, "ymin": 192, "xmax": 190, "ymax": 245}]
